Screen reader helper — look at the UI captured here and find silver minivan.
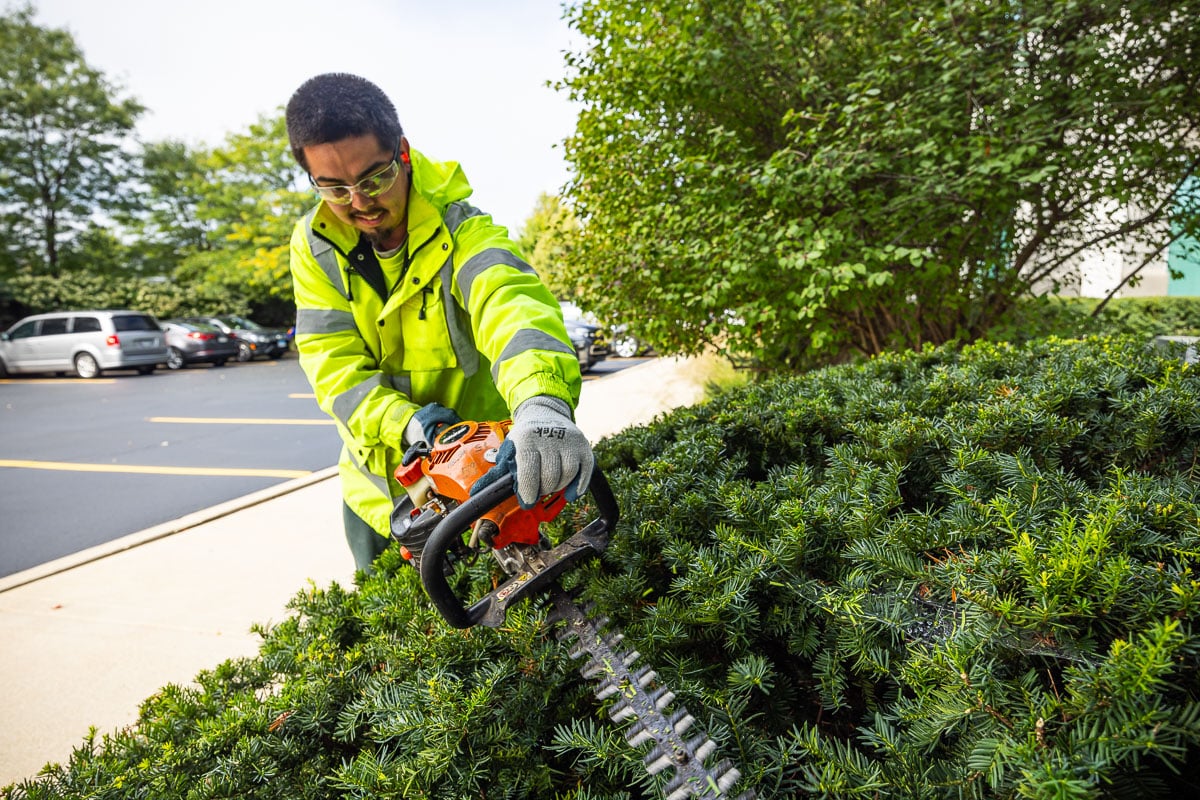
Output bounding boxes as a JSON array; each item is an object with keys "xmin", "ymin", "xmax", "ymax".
[{"xmin": 0, "ymin": 310, "xmax": 169, "ymax": 379}]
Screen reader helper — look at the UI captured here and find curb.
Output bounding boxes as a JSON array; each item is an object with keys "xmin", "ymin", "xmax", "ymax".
[
  {"xmin": 0, "ymin": 355, "xmax": 702, "ymax": 595},
  {"xmin": 0, "ymin": 465, "xmax": 340, "ymax": 594}
]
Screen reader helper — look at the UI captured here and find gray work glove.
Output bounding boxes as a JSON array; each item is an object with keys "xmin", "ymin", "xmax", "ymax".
[
  {"xmin": 404, "ymin": 401, "xmax": 461, "ymax": 447},
  {"xmin": 472, "ymin": 396, "xmax": 594, "ymax": 508}
]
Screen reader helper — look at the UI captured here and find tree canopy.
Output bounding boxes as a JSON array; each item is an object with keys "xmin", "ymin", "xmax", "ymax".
[
  {"xmin": 559, "ymin": 0, "xmax": 1200, "ymax": 371},
  {"xmin": 0, "ymin": 3, "xmax": 143, "ymax": 275},
  {"xmin": 168, "ymin": 112, "xmax": 312, "ymax": 318},
  {"xmin": 517, "ymin": 192, "xmax": 583, "ymax": 301}
]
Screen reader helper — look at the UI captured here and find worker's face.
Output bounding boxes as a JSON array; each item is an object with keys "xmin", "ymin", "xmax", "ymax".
[{"xmin": 305, "ymin": 134, "xmax": 411, "ymax": 251}]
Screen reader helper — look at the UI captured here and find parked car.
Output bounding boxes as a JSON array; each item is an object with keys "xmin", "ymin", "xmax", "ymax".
[
  {"xmin": 0, "ymin": 310, "xmax": 168, "ymax": 379},
  {"xmin": 560, "ymin": 301, "xmax": 608, "ymax": 373},
  {"xmin": 177, "ymin": 314, "xmax": 290, "ymax": 362},
  {"xmin": 564, "ymin": 319, "xmax": 599, "ymax": 373},
  {"xmin": 609, "ymin": 323, "xmax": 653, "ymax": 358},
  {"xmin": 161, "ymin": 319, "xmax": 240, "ymax": 369}
]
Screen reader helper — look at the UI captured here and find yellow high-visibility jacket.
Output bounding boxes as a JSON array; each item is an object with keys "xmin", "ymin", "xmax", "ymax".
[{"xmin": 289, "ymin": 149, "xmax": 581, "ymax": 536}]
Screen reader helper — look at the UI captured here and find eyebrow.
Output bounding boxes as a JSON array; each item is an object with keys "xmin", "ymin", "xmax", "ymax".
[{"xmin": 312, "ymin": 157, "xmax": 392, "ymax": 187}]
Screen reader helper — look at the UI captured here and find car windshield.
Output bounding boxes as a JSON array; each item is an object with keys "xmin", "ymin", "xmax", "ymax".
[
  {"xmin": 220, "ymin": 315, "xmax": 264, "ymax": 331},
  {"xmin": 113, "ymin": 314, "xmax": 161, "ymax": 332},
  {"xmin": 170, "ymin": 320, "xmax": 220, "ymax": 333}
]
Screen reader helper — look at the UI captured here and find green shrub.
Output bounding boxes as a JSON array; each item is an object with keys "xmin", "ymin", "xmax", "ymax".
[
  {"xmin": 0, "ymin": 272, "xmax": 254, "ymax": 330},
  {"xmin": 6, "ymin": 335, "xmax": 1200, "ymax": 799},
  {"xmin": 989, "ymin": 296, "xmax": 1200, "ymax": 345}
]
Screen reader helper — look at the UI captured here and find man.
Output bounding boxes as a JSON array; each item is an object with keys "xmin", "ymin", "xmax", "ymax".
[{"xmin": 285, "ymin": 73, "xmax": 593, "ymax": 571}]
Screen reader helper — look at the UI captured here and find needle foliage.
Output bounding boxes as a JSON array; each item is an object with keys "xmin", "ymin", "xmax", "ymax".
[{"xmin": 6, "ymin": 335, "xmax": 1200, "ymax": 799}]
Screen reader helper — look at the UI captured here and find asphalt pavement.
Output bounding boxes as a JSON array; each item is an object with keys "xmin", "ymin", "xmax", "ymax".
[{"xmin": 0, "ymin": 355, "xmax": 717, "ymax": 787}]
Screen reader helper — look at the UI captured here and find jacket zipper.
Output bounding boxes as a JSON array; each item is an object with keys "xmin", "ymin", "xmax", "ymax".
[{"xmin": 411, "ymin": 225, "xmax": 445, "ymax": 321}]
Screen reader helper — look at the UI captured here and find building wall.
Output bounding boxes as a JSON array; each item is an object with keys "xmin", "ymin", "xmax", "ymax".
[
  {"xmin": 1066, "ymin": 178, "xmax": 1199, "ymax": 299},
  {"xmin": 1167, "ymin": 175, "xmax": 1200, "ymax": 296}
]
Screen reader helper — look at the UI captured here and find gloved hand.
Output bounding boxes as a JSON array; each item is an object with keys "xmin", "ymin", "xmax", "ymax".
[
  {"xmin": 404, "ymin": 401, "xmax": 461, "ymax": 447},
  {"xmin": 471, "ymin": 396, "xmax": 593, "ymax": 508}
]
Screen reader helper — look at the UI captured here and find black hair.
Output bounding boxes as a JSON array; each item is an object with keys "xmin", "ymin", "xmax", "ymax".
[{"xmin": 285, "ymin": 73, "xmax": 404, "ymax": 171}]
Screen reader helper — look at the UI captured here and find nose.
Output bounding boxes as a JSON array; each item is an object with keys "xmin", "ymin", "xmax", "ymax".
[{"xmin": 349, "ymin": 189, "xmax": 375, "ymax": 210}]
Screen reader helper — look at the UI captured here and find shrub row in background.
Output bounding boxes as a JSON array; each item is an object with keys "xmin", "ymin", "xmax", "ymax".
[
  {"xmin": 6, "ymin": 334, "xmax": 1200, "ymax": 799},
  {"xmin": 0, "ymin": 272, "xmax": 296, "ymax": 330},
  {"xmin": 991, "ymin": 295, "xmax": 1200, "ymax": 345}
]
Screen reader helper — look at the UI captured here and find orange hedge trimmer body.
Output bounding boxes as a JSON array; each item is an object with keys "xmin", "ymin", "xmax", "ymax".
[
  {"xmin": 394, "ymin": 420, "xmax": 566, "ymax": 554},
  {"xmin": 390, "ymin": 419, "xmax": 609, "ymax": 629}
]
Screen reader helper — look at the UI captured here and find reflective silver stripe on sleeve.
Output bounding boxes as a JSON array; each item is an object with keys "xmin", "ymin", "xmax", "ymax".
[
  {"xmin": 491, "ymin": 328, "xmax": 576, "ymax": 382},
  {"xmin": 331, "ymin": 373, "xmax": 390, "ymax": 427},
  {"xmin": 444, "ymin": 201, "xmax": 484, "ymax": 234},
  {"xmin": 296, "ymin": 308, "xmax": 356, "ymax": 336},
  {"xmin": 440, "ymin": 201, "xmax": 519, "ymax": 378},
  {"xmin": 440, "ymin": 255, "xmax": 481, "ymax": 379},
  {"xmin": 385, "ymin": 371, "xmax": 412, "ymax": 397},
  {"xmin": 456, "ymin": 249, "xmax": 536, "ymax": 309},
  {"xmin": 331, "ymin": 372, "xmax": 413, "ymax": 428}
]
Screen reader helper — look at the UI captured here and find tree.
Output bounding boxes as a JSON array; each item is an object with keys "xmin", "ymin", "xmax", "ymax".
[
  {"xmin": 517, "ymin": 192, "xmax": 583, "ymax": 301},
  {"xmin": 1, "ymin": 108, "xmax": 311, "ymax": 325},
  {"xmin": 119, "ymin": 139, "xmax": 221, "ymax": 276},
  {"xmin": 0, "ymin": 3, "xmax": 143, "ymax": 276},
  {"xmin": 169, "ymin": 112, "xmax": 312, "ymax": 324},
  {"xmin": 559, "ymin": 0, "xmax": 1200, "ymax": 371}
]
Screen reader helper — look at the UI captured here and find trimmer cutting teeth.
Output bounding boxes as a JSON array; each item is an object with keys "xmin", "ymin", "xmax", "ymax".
[
  {"xmin": 391, "ymin": 419, "xmax": 757, "ymax": 799},
  {"xmin": 549, "ymin": 590, "xmax": 756, "ymax": 800}
]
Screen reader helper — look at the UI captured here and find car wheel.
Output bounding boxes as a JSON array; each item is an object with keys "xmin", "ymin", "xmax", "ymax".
[
  {"xmin": 74, "ymin": 352, "xmax": 101, "ymax": 379},
  {"xmin": 166, "ymin": 347, "xmax": 185, "ymax": 370},
  {"xmin": 137, "ymin": 366, "xmax": 156, "ymax": 375},
  {"xmin": 613, "ymin": 336, "xmax": 640, "ymax": 358},
  {"xmin": 213, "ymin": 358, "xmax": 226, "ymax": 367},
  {"xmin": 0, "ymin": 358, "xmax": 7, "ymax": 378},
  {"xmin": 236, "ymin": 342, "xmax": 253, "ymax": 362}
]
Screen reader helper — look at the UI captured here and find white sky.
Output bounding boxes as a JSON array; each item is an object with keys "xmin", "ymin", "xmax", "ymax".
[{"xmin": 29, "ymin": 0, "xmax": 582, "ymax": 233}]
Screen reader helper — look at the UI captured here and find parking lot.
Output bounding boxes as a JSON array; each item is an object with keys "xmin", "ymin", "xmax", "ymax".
[
  {"xmin": 0, "ymin": 357, "xmax": 338, "ymax": 576},
  {"xmin": 0, "ymin": 355, "xmax": 649, "ymax": 578}
]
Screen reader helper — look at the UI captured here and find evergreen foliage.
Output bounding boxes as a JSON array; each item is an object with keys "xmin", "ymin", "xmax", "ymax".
[{"xmin": 6, "ymin": 335, "xmax": 1200, "ymax": 799}]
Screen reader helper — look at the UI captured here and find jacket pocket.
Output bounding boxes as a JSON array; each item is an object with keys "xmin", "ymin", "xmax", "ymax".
[{"xmin": 398, "ymin": 283, "xmax": 458, "ymax": 372}]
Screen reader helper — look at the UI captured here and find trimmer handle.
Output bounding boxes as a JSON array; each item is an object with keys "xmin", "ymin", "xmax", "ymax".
[{"xmin": 419, "ymin": 466, "xmax": 620, "ymax": 629}]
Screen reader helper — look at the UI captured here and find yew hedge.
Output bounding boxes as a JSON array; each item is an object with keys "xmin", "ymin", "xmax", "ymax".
[{"xmin": 6, "ymin": 334, "xmax": 1200, "ymax": 799}]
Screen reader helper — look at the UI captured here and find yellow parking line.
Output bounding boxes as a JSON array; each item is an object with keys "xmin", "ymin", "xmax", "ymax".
[
  {"xmin": 147, "ymin": 416, "xmax": 333, "ymax": 425},
  {"xmin": 289, "ymin": 393, "xmax": 316, "ymax": 399},
  {"xmin": 0, "ymin": 459, "xmax": 310, "ymax": 479},
  {"xmin": 0, "ymin": 378, "xmax": 117, "ymax": 385}
]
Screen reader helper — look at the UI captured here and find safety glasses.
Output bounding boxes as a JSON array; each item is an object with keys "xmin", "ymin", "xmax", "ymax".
[{"xmin": 310, "ymin": 148, "xmax": 401, "ymax": 206}]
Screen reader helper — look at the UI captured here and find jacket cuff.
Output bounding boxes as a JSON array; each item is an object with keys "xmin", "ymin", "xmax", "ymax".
[
  {"xmin": 507, "ymin": 372, "xmax": 576, "ymax": 418},
  {"xmin": 380, "ymin": 402, "xmax": 419, "ymax": 450}
]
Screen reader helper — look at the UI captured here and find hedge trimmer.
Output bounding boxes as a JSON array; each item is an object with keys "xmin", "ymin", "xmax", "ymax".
[{"xmin": 391, "ymin": 419, "xmax": 756, "ymax": 800}]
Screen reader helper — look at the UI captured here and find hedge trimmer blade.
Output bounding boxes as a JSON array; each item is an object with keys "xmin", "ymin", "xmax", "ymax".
[{"xmin": 548, "ymin": 587, "xmax": 756, "ymax": 800}]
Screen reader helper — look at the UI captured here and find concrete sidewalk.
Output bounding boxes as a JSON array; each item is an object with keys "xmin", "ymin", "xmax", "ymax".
[{"xmin": 0, "ymin": 355, "xmax": 718, "ymax": 786}]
